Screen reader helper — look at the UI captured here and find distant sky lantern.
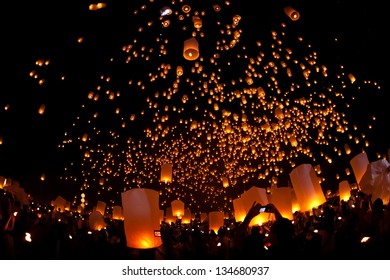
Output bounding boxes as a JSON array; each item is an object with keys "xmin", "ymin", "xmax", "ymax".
[
  {"xmin": 0, "ymin": 176, "xmax": 5, "ymax": 189},
  {"xmin": 40, "ymin": 174, "xmax": 45, "ymax": 181},
  {"xmin": 160, "ymin": 163, "xmax": 173, "ymax": 183},
  {"xmin": 171, "ymin": 199, "xmax": 184, "ymax": 218},
  {"xmin": 38, "ymin": 104, "xmax": 45, "ymax": 115},
  {"xmin": 348, "ymin": 73, "xmax": 356, "ymax": 84},
  {"xmin": 221, "ymin": 176, "xmax": 229, "ymax": 188},
  {"xmin": 183, "ymin": 37, "xmax": 199, "ymax": 61},
  {"xmin": 192, "ymin": 16, "xmax": 202, "ymax": 28},
  {"xmin": 269, "ymin": 186, "xmax": 293, "ymax": 220},
  {"xmin": 350, "ymin": 152, "xmax": 369, "ymax": 188},
  {"xmin": 82, "ymin": 133, "xmax": 88, "ymax": 142},
  {"xmin": 339, "ymin": 180, "xmax": 351, "ymax": 202},
  {"xmin": 0, "ymin": 136, "xmax": 3, "ymax": 145},
  {"xmin": 121, "ymin": 188, "xmax": 162, "ymax": 249},
  {"xmin": 289, "ymin": 163, "xmax": 327, "ymax": 212},
  {"xmin": 344, "ymin": 143, "xmax": 351, "ymax": 155},
  {"xmin": 176, "ymin": 66, "xmax": 183, "ymax": 76},
  {"xmin": 208, "ymin": 211, "xmax": 224, "ymax": 233},
  {"xmin": 89, "ymin": 3, "xmax": 106, "ymax": 11},
  {"xmin": 233, "ymin": 197, "xmax": 246, "ymax": 222},
  {"xmin": 284, "ymin": 6, "xmax": 300, "ymax": 21}
]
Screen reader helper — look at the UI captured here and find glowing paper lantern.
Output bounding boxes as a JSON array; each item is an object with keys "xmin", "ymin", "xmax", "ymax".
[
  {"xmin": 359, "ymin": 159, "xmax": 390, "ymax": 205},
  {"xmin": 350, "ymin": 152, "xmax": 370, "ymax": 188},
  {"xmin": 269, "ymin": 186, "xmax": 293, "ymax": 220},
  {"xmin": 182, "ymin": 208, "xmax": 192, "ymax": 224},
  {"xmin": 284, "ymin": 6, "xmax": 300, "ymax": 21},
  {"xmin": 95, "ymin": 200, "xmax": 106, "ymax": 216},
  {"xmin": 338, "ymin": 180, "xmax": 351, "ymax": 202},
  {"xmin": 200, "ymin": 212, "xmax": 207, "ymax": 222},
  {"xmin": 0, "ymin": 176, "xmax": 5, "ymax": 189},
  {"xmin": 208, "ymin": 211, "xmax": 224, "ymax": 233},
  {"xmin": 164, "ymin": 207, "xmax": 176, "ymax": 224},
  {"xmin": 160, "ymin": 163, "xmax": 173, "ymax": 183},
  {"xmin": 89, "ymin": 210, "xmax": 106, "ymax": 231},
  {"xmin": 232, "ymin": 197, "xmax": 247, "ymax": 222},
  {"xmin": 38, "ymin": 104, "xmax": 45, "ymax": 115},
  {"xmin": 289, "ymin": 163, "xmax": 327, "ymax": 212},
  {"xmin": 51, "ymin": 195, "xmax": 69, "ymax": 212},
  {"xmin": 241, "ymin": 186, "xmax": 269, "ymax": 211},
  {"xmin": 291, "ymin": 189, "xmax": 301, "ymax": 213},
  {"xmin": 112, "ymin": 205, "xmax": 123, "ymax": 220},
  {"xmin": 221, "ymin": 176, "xmax": 229, "ymax": 188},
  {"xmin": 183, "ymin": 37, "xmax": 199, "ymax": 61},
  {"xmin": 171, "ymin": 199, "xmax": 184, "ymax": 218},
  {"xmin": 121, "ymin": 188, "xmax": 162, "ymax": 249}
]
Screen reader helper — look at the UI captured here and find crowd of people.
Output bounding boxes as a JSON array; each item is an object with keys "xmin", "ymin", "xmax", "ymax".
[{"xmin": 1, "ymin": 188, "xmax": 390, "ymax": 260}]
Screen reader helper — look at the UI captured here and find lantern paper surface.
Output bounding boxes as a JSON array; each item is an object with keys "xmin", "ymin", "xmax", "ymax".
[
  {"xmin": 233, "ymin": 197, "xmax": 247, "ymax": 222},
  {"xmin": 112, "ymin": 205, "xmax": 123, "ymax": 220},
  {"xmin": 164, "ymin": 207, "xmax": 176, "ymax": 224},
  {"xmin": 289, "ymin": 163, "xmax": 326, "ymax": 212},
  {"xmin": 183, "ymin": 37, "xmax": 199, "ymax": 60},
  {"xmin": 95, "ymin": 200, "xmax": 106, "ymax": 216},
  {"xmin": 283, "ymin": 6, "xmax": 300, "ymax": 21},
  {"xmin": 241, "ymin": 186, "xmax": 269, "ymax": 211},
  {"xmin": 350, "ymin": 152, "xmax": 370, "ymax": 188},
  {"xmin": 51, "ymin": 195, "xmax": 68, "ymax": 212},
  {"xmin": 338, "ymin": 180, "xmax": 351, "ymax": 202},
  {"xmin": 171, "ymin": 199, "xmax": 185, "ymax": 217},
  {"xmin": 208, "ymin": 211, "xmax": 224, "ymax": 233},
  {"xmin": 182, "ymin": 208, "xmax": 192, "ymax": 224},
  {"xmin": 89, "ymin": 210, "xmax": 106, "ymax": 231},
  {"xmin": 269, "ymin": 186, "xmax": 293, "ymax": 220},
  {"xmin": 121, "ymin": 188, "xmax": 162, "ymax": 249},
  {"xmin": 160, "ymin": 163, "xmax": 173, "ymax": 183},
  {"xmin": 359, "ymin": 159, "xmax": 390, "ymax": 205}
]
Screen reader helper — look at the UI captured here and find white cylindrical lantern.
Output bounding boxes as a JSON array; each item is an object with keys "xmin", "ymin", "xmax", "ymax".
[
  {"xmin": 208, "ymin": 211, "xmax": 224, "ymax": 233},
  {"xmin": 183, "ymin": 37, "xmax": 199, "ymax": 61},
  {"xmin": 350, "ymin": 152, "xmax": 370, "ymax": 187},
  {"xmin": 164, "ymin": 207, "xmax": 176, "ymax": 224},
  {"xmin": 171, "ymin": 199, "xmax": 185, "ymax": 218},
  {"xmin": 284, "ymin": 6, "xmax": 300, "ymax": 21},
  {"xmin": 112, "ymin": 205, "xmax": 123, "ymax": 220},
  {"xmin": 51, "ymin": 196, "xmax": 68, "ymax": 212},
  {"xmin": 89, "ymin": 210, "xmax": 106, "ymax": 231},
  {"xmin": 221, "ymin": 176, "xmax": 229, "ymax": 188},
  {"xmin": 289, "ymin": 163, "xmax": 327, "ymax": 212},
  {"xmin": 269, "ymin": 186, "xmax": 293, "ymax": 220},
  {"xmin": 232, "ymin": 197, "xmax": 246, "ymax": 222},
  {"xmin": 121, "ymin": 188, "xmax": 162, "ymax": 249},
  {"xmin": 160, "ymin": 163, "xmax": 173, "ymax": 183},
  {"xmin": 338, "ymin": 180, "xmax": 351, "ymax": 202},
  {"xmin": 95, "ymin": 200, "xmax": 106, "ymax": 216},
  {"xmin": 241, "ymin": 186, "xmax": 271, "ymax": 226},
  {"xmin": 182, "ymin": 208, "xmax": 192, "ymax": 224}
]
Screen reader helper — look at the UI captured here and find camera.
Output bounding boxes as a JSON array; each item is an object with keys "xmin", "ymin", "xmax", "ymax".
[
  {"xmin": 154, "ymin": 230, "xmax": 161, "ymax": 237},
  {"xmin": 259, "ymin": 206, "xmax": 267, "ymax": 213}
]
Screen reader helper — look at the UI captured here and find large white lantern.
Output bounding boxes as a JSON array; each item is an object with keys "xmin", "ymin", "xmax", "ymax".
[
  {"xmin": 208, "ymin": 211, "xmax": 224, "ymax": 233},
  {"xmin": 171, "ymin": 199, "xmax": 185, "ymax": 218},
  {"xmin": 232, "ymin": 197, "xmax": 247, "ymax": 222},
  {"xmin": 289, "ymin": 163, "xmax": 327, "ymax": 212},
  {"xmin": 160, "ymin": 163, "xmax": 173, "ymax": 183},
  {"xmin": 121, "ymin": 188, "xmax": 162, "ymax": 249},
  {"xmin": 338, "ymin": 180, "xmax": 351, "ymax": 202},
  {"xmin": 269, "ymin": 186, "xmax": 294, "ymax": 220},
  {"xmin": 350, "ymin": 152, "xmax": 370, "ymax": 188}
]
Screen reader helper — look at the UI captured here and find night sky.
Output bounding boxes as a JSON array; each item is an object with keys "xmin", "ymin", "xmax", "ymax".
[{"xmin": 1, "ymin": 0, "xmax": 388, "ymax": 213}]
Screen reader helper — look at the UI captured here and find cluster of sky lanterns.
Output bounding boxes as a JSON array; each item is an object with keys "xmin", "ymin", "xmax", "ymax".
[{"xmin": 24, "ymin": 1, "xmax": 383, "ymax": 214}]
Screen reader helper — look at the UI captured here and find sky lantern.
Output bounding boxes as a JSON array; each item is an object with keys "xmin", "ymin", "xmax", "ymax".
[
  {"xmin": 121, "ymin": 188, "xmax": 162, "ymax": 249},
  {"xmin": 182, "ymin": 208, "xmax": 192, "ymax": 224},
  {"xmin": 200, "ymin": 212, "xmax": 207, "ymax": 222},
  {"xmin": 241, "ymin": 186, "xmax": 270, "ymax": 226},
  {"xmin": 291, "ymin": 189, "xmax": 301, "ymax": 213},
  {"xmin": 269, "ymin": 186, "xmax": 293, "ymax": 220},
  {"xmin": 164, "ymin": 207, "xmax": 176, "ymax": 224},
  {"xmin": 349, "ymin": 152, "xmax": 369, "ymax": 188},
  {"xmin": 95, "ymin": 200, "xmax": 106, "ymax": 216},
  {"xmin": 38, "ymin": 104, "xmax": 45, "ymax": 115},
  {"xmin": 232, "ymin": 197, "xmax": 246, "ymax": 222},
  {"xmin": 183, "ymin": 37, "xmax": 199, "ymax": 61},
  {"xmin": 359, "ymin": 159, "xmax": 390, "ymax": 205},
  {"xmin": 160, "ymin": 163, "xmax": 173, "ymax": 183},
  {"xmin": 208, "ymin": 211, "xmax": 224, "ymax": 233},
  {"xmin": 0, "ymin": 176, "xmax": 5, "ymax": 189},
  {"xmin": 0, "ymin": 136, "xmax": 3, "ymax": 145},
  {"xmin": 112, "ymin": 205, "xmax": 123, "ymax": 220},
  {"xmin": 289, "ymin": 163, "xmax": 327, "ymax": 212},
  {"xmin": 89, "ymin": 210, "xmax": 106, "ymax": 231},
  {"xmin": 51, "ymin": 195, "xmax": 69, "ymax": 212},
  {"xmin": 283, "ymin": 6, "xmax": 300, "ymax": 21},
  {"xmin": 221, "ymin": 176, "xmax": 229, "ymax": 188},
  {"xmin": 338, "ymin": 180, "xmax": 351, "ymax": 202},
  {"xmin": 171, "ymin": 199, "xmax": 185, "ymax": 218}
]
